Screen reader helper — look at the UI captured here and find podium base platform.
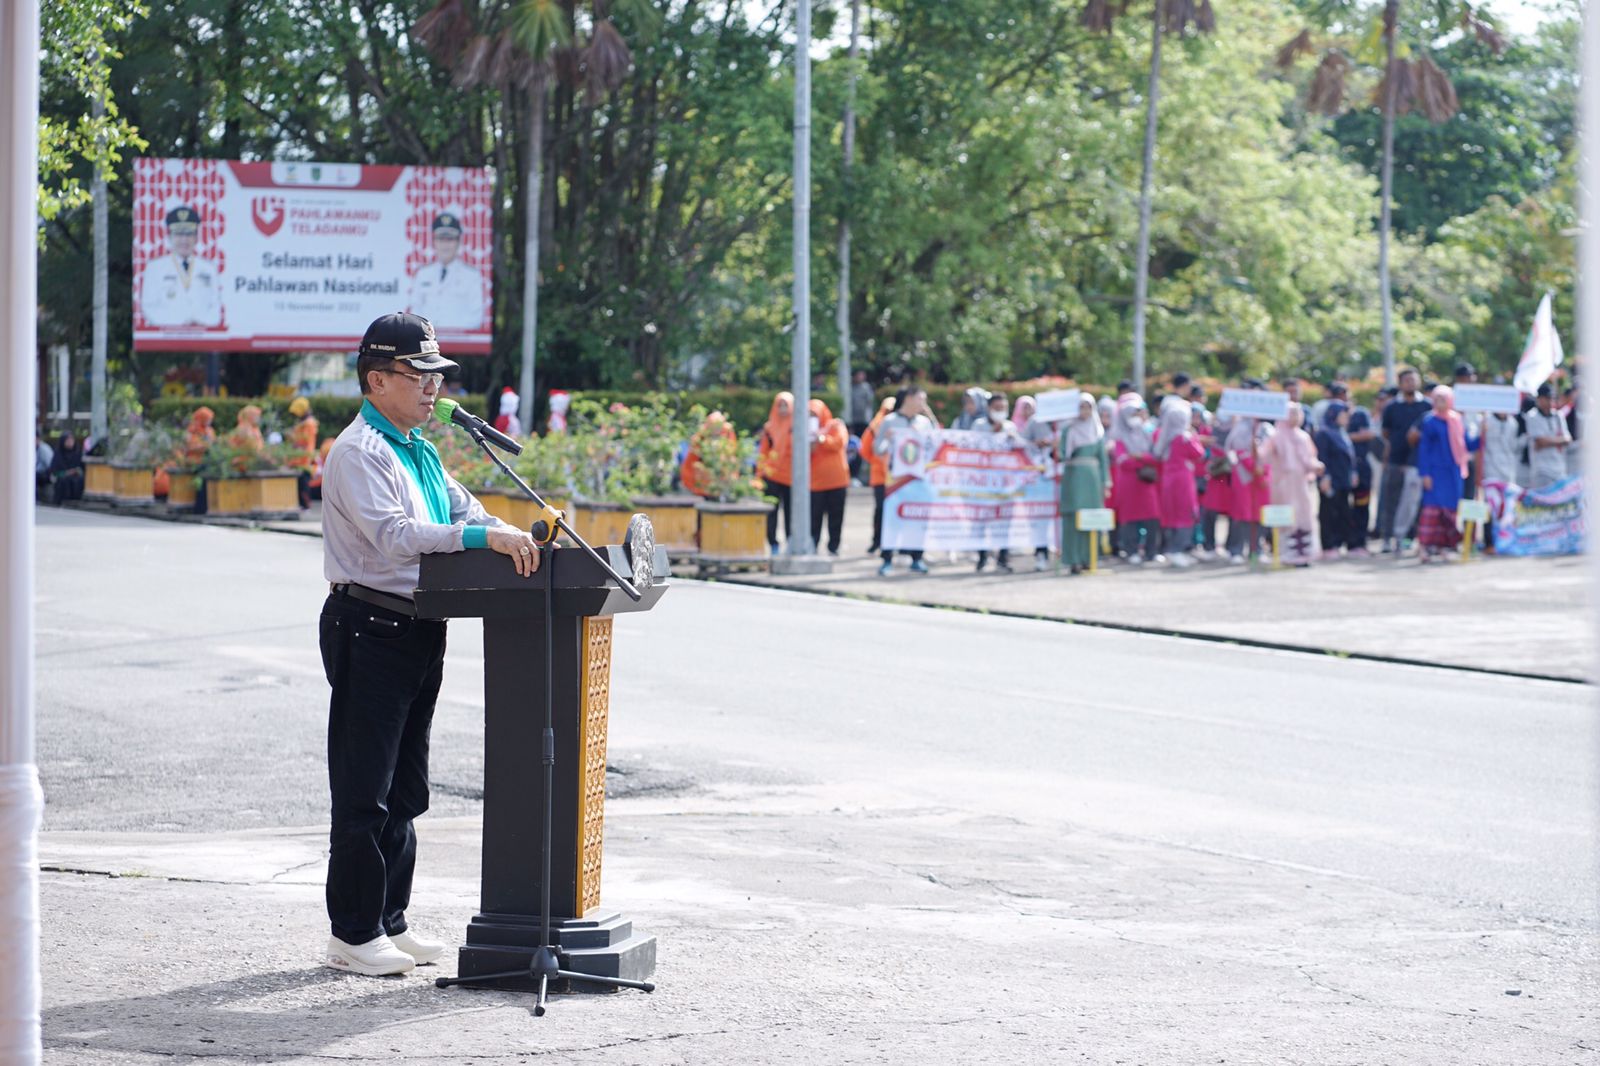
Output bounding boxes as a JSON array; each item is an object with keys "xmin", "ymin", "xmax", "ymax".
[{"xmin": 456, "ymin": 910, "xmax": 656, "ymax": 992}]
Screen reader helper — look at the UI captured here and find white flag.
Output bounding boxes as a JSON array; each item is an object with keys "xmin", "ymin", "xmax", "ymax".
[{"xmin": 1513, "ymin": 292, "xmax": 1564, "ymax": 394}]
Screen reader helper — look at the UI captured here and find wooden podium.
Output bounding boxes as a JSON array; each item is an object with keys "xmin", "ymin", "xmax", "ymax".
[{"xmin": 415, "ymin": 542, "xmax": 669, "ymax": 991}]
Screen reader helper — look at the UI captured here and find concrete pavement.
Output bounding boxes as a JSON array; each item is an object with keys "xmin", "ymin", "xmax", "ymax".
[{"xmin": 35, "ymin": 509, "xmax": 1598, "ymax": 1063}]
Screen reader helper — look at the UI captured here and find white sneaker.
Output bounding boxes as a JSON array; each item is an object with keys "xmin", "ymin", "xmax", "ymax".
[
  {"xmin": 326, "ymin": 934, "xmax": 415, "ymax": 976},
  {"xmin": 1127, "ymin": 553, "xmax": 1145, "ymax": 566},
  {"xmin": 1170, "ymin": 552, "xmax": 1195, "ymax": 568},
  {"xmin": 1228, "ymin": 553, "xmax": 1246, "ymax": 566},
  {"xmin": 390, "ymin": 929, "xmax": 446, "ymax": 965}
]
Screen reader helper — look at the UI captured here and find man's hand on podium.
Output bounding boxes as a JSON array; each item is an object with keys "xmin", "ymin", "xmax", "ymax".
[{"xmin": 486, "ymin": 528, "xmax": 541, "ymax": 577}]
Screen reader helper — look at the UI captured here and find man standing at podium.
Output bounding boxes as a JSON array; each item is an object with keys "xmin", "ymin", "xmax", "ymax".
[{"xmin": 319, "ymin": 311, "xmax": 540, "ymax": 976}]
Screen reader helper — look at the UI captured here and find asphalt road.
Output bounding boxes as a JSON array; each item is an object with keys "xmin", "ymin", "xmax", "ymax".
[{"xmin": 34, "ymin": 508, "xmax": 1599, "ymax": 1061}]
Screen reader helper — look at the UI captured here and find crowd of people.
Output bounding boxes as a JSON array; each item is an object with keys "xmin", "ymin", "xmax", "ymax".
[{"xmin": 735, "ymin": 365, "xmax": 1582, "ymax": 573}]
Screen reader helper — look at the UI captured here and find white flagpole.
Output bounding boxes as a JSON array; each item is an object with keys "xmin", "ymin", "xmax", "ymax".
[{"xmin": 0, "ymin": 1, "xmax": 44, "ymax": 1062}]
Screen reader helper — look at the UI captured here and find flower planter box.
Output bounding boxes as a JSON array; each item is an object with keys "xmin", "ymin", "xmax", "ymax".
[
  {"xmin": 206, "ymin": 470, "xmax": 300, "ymax": 519},
  {"xmin": 696, "ymin": 500, "xmax": 774, "ymax": 566},
  {"xmin": 110, "ymin": 462, "xmax": 157, "ymax": 507},
  {"xmin": 474, "ymin": 491, "xmax": 518, "ymax": 527},
  {"xmin": 83, "ymin": 458, "xmax": 115, "ymax": 501},
  {"xmin": 631, "ymin": 495, "xmax": 700, "ymax": 556},
  {"xmin": 567, "ymin": 500, "xmax": 633, "ymax": 547},
  {"xmin": 165, "ymin": 469, "xmax": 199, "ymax": 511}
]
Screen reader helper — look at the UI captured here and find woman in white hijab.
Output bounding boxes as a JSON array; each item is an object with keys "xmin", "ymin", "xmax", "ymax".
[{"xmin": 1058, "ymin": 394, "xmax": 1109, "ymax": 574}]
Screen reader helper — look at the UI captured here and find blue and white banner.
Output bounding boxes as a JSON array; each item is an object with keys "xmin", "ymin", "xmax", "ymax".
[
  {"xmin": 1482, "ymin": 476, "xmax": 1585, "ymax": 556},
  {"xmin": 881, "ymin": 430, "xmax": 1059, "ymax": 552}
]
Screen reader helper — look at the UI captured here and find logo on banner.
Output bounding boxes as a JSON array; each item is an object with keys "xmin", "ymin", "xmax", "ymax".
[{"xmin": 251, "ymin": 196, "xmax": 286, "ymax": 237}]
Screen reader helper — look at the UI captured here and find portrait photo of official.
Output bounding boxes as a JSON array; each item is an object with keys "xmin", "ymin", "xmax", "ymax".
[
  {"xmin": 405, "ymin": 211, "xmax": 486, "ymax": 330},
  {"xmin": 137, "ymin": 205, "xmax": 224, "ymax": 328}
]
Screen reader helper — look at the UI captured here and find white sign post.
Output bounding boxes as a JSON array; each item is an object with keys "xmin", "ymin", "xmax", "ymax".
[
  {"xmin": 1075, "ymin": 508, "xmax": 1115, "ymax": 574},
  {"xmin": 1216, "ymin": 388, "xmax": 1292, "ymax": 421},
  {"xmin": 1032, "ymin": 389, "xmax": 1083, "ymax": 424}
]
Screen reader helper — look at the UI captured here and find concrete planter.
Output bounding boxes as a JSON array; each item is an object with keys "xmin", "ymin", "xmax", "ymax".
[
  {"xmin": 696, "ymin": 500, "xmax": 773, "ymax": 564},
  {"xmin": 630, "ymin": 494, "xmax": 700, "ymax": 556},
  {"xmin": 83, "ymin": 458, "xmax": 115, "ymax": 501},
  {"xmin": 110, "ymin": 462, "xmax": 157, "ymax": 507},
  {"xmin": 205, "ymin": 470, "xmax": 300, "ymax": 519}
]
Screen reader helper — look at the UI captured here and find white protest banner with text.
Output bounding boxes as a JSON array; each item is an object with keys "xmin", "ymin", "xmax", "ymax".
[
  {"xmin": 1216, "ymin": 389, "xmax": 1291, "ymax": 421},
  {"xmin": 883, "ymin": 430, "xmax": 1058, "ymax": 552},
  {"xmin": 1452, "ymin": 384, "xmax": 1522, "ymax": 415},
  {"xmin": 1032, "ymin": 389, "xmax": 1082, "ymax": 424}
]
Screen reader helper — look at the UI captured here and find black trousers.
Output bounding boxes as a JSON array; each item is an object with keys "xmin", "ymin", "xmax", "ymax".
[
  {"xmin": 763, "ymin": 481, "xmax": 792, "ymax": 549},
  {"xmin": 870, "ymin": 484, "xmax": 885, "ymax": 551},
  {"xmin": 319, "ymin": 592, "xmax": 447, "ymax": 945},
  {"xmin": 1319, "ymin": 490, "xmax": 1353, "ymax": 551},
  {"xmin": 810, "ymin": 487, "xmax": 846, "ymax": 553}
]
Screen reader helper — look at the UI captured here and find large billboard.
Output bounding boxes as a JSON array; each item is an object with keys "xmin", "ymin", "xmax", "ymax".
[{"xmin": 132, "ymin": 158, "xmax": 493, "ymax": 353}]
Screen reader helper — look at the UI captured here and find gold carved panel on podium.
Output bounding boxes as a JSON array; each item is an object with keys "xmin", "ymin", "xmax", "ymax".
[{"xmin": 574, "ymin": 616, "xmax": 613, "ymax": 916}]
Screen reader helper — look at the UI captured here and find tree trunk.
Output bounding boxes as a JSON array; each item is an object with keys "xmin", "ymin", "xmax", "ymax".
[
  {"xmin": 1378, "ymin": 0, "xmax": 1400, "ymax": 386},
  {"xmin": 1130, "ymin": 0, "xmax": 1164, "ymax": 392},
  {"xmin": 835, "ymin": 0, "xmax": 860, "ymax": 421},
  {"xmin": 519, "ymin": 68, "xmax": 547, "ymax": 433}
]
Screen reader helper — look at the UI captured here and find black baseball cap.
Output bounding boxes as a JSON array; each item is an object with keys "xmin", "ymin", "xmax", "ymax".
[
  {"xmin": 165, "ymin": 206, "xmax": 200, "ymax": 233},
  {"xmin": 1454, "ymin": 362, "xmax": 1476, "ymax": 378},
  {"xmin": 358, "ymin": 312, "xmax": 460, "ymax": 371},
  {"xmin": 1328, "ymin": 381, "xmax": 1349, "ymax": 396}
]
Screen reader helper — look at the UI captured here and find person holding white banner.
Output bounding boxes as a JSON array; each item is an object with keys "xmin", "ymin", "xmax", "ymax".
[{"xmin": 875, "ymin": 386, "xmax": 935, "ymax": 576}]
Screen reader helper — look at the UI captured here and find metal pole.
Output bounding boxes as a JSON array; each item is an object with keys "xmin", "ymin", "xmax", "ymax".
[
  {"xmin": 789, "ymin": 0, "xmax": 814, "ymax": 555},
  {"xmin": 834, "ymin": 0, "xmax": 859, "ymax": 433},
  {"xmin": 1130, "ymin": 0, "xmax": 1164, "ymax": 393},
  {"xmin": 91, "ymin": 87, "xmax": 108, "ymax": 442},
  {"xmin": 1, "ymin": 2, "xmax": 44, "ymax": 1060},
  {"xmin": 1579, "ymin": 0, "xmax": 1599, "ymax": 840},
  {"xmin": 518, "ymin": 70, "xmax": 547, "ymax": 435},
  {"xmin": 1377, "ymin": 0, "xmax": 1400, "ymax": 387}
]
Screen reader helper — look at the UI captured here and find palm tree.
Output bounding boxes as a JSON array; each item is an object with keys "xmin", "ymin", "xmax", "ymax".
[
  {"xmin": 1082, "ymin": 0, "xmax": 1216, "ymax": 391},
  {"xmin": 414, "ymin": 0, "xmax": 649, "ymax": 430},
  {"xmin": 1277, "ymin": 2, "xmax": 1505, "ymax": 385}
]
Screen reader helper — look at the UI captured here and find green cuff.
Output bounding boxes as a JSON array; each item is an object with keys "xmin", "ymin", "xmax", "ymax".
[{"xmin": 462, "ymin": 525, "xmax": 489, "ymax": 549}]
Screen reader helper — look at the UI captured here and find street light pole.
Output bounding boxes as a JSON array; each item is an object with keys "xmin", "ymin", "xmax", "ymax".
[
  {"xmin": 788, "ymin": 0, "xmax": 814, "ymax": 557},
  {"xmin": 835, "ymin": 0, "xmax": 859, "ymax": 435},
  {"xmin": 91, "ymin": 83, "xmax": 108, "ymax": 443},
  {"xmin": 1, "ymin": 2, "xmax": 44, "ymax": 1061}
]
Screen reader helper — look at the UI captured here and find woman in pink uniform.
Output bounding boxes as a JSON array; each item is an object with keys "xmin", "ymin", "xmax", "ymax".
[
  {"xmin": 1109, "ymin": 396, "xmax": 1160, "ymax": 563},
  {"xmin": 1154, "ymin": 399, "xmax": 1204, "ymax": 567},
  {"xmin": 1223, "ymin": 416, "xmax": 1268, "ymax": 564}
]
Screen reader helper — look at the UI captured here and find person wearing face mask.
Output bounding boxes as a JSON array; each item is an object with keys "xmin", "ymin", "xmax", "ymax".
[
  {"xmin": 807, "ymin": 399, "xmax": 851, "ymax": 556},
  {"xmin": 1108, "ymin": 396, "xmax": 1160, "ymax": 563},
  {"xmin": 974, "ymin": 392, "xmax": 1020, "ymax": 573},
  {"xmin": 1153, "ymin": 397, "xmax": 1204, "ymax": 567},
  {"xmin": 758, "ymin": 392, "xmax": 796, "ymax": 551},
  {"xmin": 874, "ymin": 386, "xmax": 936, "ymax": 576},
  {"xmin": 1058, "ymin": 394, "xmax": 1108, "ymax": 575}
]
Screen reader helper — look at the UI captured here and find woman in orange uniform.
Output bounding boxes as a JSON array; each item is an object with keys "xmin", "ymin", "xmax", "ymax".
[
  {"xmin": 287, "ymin": 396, "xmax": 319, "ymax": 509},
  {"xmin": 857, "ymin": 395, "xmax": 896, "ymax": 553},
  {"xmin": 680, "ymin": 411, "xmax": 736, "ymax": 497},
  {"xmin": 807, "ymin": 398, "xmax": 850, "ymax": 555},
  {"xmin": 757, "ymin": 392, "xmax": 794, "ymax": 551}
]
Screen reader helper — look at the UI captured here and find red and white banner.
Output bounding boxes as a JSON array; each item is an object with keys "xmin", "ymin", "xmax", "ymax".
[{"xmin": 132, "ymin": 159, "xmax": 494, "ymax": 353}]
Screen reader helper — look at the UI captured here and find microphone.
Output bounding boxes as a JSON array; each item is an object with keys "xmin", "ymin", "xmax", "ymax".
[{"xmin": 433, "ymin": 396, "xmax": 523, "ymax": 455}]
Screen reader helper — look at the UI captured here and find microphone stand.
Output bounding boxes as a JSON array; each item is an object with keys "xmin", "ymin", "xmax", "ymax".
[{"xmin": 434, "ymin": 424, "xmax": 653, "ymax": 1015}]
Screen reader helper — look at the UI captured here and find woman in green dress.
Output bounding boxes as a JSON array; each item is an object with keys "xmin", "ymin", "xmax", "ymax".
[{"xmin": 1058, "ymin": 393, "xmax": 1109, "ymax": 574}]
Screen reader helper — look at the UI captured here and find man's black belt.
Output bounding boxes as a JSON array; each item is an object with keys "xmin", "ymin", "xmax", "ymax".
[{"xmin": 330, "ymin": 582, "xmax": 417, "ymax": 618}]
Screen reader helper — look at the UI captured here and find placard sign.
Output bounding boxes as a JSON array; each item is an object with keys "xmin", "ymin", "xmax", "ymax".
[
  {"xmin": 132, "ymin": 158, "xmax": 494, "ymax": 353},
  {"xmin": 1457, "ymin": 499, "xmax": 1491, "ymax": 525},
  {"xmin": 1259, "ymin": 504, "xmax": 1295, "ymax": 528},
  {"xmin": 1032, "ymin": 389, "xmax": 1083, "ymax": 424},
  {"xmin": 1075, "ymin": 508, "xmax": 1115, "ymax": 532},
  {"xmin": 1452, "ymin": 384, "xmax": 1522, "ymax": 415},
  {"xmin": 1216, "ymin": 389, "xmax": 1291, "ymax": 421}
]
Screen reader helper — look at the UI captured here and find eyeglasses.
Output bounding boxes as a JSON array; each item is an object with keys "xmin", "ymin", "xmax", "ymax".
[{"xmin": 380, "ymin": 368, "xmax": 444, "ymax": 390}]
